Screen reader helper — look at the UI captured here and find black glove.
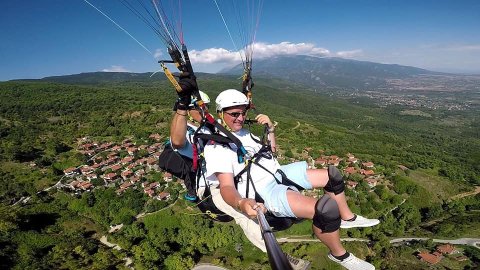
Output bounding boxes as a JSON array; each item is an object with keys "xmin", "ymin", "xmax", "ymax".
[
  {"xmin": 175, "ymin": 73, "xmax": 197, "ymax": 110},
  {"xmin": 178, "ymin": 73, "xmax": 197, "ymax": 96}
]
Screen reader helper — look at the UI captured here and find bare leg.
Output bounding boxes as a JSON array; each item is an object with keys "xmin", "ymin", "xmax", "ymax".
[
  {"xmin": 306, "ymin": 168, "xmax": 329, "ymax": 188},
  {"xmin": 306, "ymin": 169, "xmax": 355, "ymax": 220},
  {"xmin": 286, "ymin": 190, "xmax": 346, "ymax": 255},
  {"xmin": 313, "ymin": 225, "xmax": 346, "ymax": 256}
]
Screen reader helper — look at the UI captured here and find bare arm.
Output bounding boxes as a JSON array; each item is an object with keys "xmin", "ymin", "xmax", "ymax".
[
  {"xmin": 255, "ymin": 114, "xmax": 277, "ymax": 153},
  {"xmin": 216, "ymin": 172, "xmax": 260, "ymax": 217},
  {"xmin": 268, "ymin": 128, "xmax": 277, "ymax": 153},
  {"xmin": 169, "ymin": 109, "xmax": 188, "ymax": 149}
]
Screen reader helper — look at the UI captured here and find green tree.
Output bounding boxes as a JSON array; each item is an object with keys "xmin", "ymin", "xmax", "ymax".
[{"xmin": 164, "ymin": 253, "xmax": 195, "ymax": 270}]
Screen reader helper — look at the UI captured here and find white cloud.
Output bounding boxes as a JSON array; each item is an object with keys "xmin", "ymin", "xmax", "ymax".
[
  {"xmin": 154, "ymin": 49, "xmax": 163, "ymax": 59},
  {"xmin": 252, "ymin": 42, "xmax": 330, "ymax": 58},
  {"xmin": 189, "ymin": 42, "xmax": 338, "ymax": 64},
  {"xmin": 336, "ymin": 49, "xmax": 363, "ymax": 58},
  {"xmin": 419, "ymin": 43, "xmax": 480, "ymax": 52},
  {"xmin": 101, "ymin": 65, "xmax": 129, "ymax": 72},
  {"xmin": 444, "ymin": 44, "xmax": 480, "ymax": 51},
  {"xmin": 189, "ymin": 47, "xmax": 241, "ymax": 64}
]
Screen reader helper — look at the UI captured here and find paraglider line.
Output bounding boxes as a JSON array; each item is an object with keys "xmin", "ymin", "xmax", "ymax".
[
  {"xmin": 213, "ymin": 0, "xmax": 244, "ymax": 65},
  {"xmin": 83, "ymin": 0, "xmax": 153, "ymax": 55}
]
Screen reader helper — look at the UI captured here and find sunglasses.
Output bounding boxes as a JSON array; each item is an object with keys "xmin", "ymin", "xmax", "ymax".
[{"xmin": 224, "ymin": 110, "xmax": 247, "ymax": 118}]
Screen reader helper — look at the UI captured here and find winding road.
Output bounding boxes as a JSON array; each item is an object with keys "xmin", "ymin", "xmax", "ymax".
[
  {"xmin": 292, "ymin": 121, "xmax": 301, "ymax": 130},
  {"xmin": 278, "ymin": 237, "xmax": 480, "ymax": 249},
  {"xmin": 192, "ymin": 264, "xmax": 229, "ymax": 270}
]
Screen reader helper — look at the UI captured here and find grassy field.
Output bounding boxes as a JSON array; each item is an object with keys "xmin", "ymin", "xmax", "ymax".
[{"xmin": 407, "ymin": 168, "xmax": 471, "ymax": 206}]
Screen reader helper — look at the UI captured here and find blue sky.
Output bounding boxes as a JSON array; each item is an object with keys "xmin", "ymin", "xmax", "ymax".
[{"xmin": 1, "ymin": 0, "xmax": 480, "ymax": 81}]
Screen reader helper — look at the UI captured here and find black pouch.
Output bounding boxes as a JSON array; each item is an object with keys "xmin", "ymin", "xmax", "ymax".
[{"xmin": 158, "ymin": 143, "xmax": 196, "ymax": 194}]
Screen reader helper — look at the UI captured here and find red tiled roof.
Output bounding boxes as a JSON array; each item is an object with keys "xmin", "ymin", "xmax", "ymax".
[
  {"xmin": 346, "ymin": 181, "xmax": 358, "ymax": 187},
  {"xmin": 70, "ymin": 180, "xmax": 80, "ymax": 188},
  {"xmin": 315, "ymin": 158, "xmax": 327, "ymax": 165},
  {"xmin": 437, "ymin": 244, "xmax": 455, "ymax": 254},
  {"xmin": 111, "ymin": 165, "xmax": 122, "ymax": 171},
  {"xmin": 130, "ymin": 176, "xmax": 141, "ymax": 183},
  {"xmin": 121, "ymin": 170, "xmax": 133, "ymax": 177},
  {"xmin": 144, "ymin": 188, "xmax": 154, "ymax": 197},
  {"xmin": 158, "ymin": 192, "xmax": 170, "ymax": 200},
  {"xmin": 122, "ymin": 156, "xmax": 134, "ymax": 163},
  {"xmin": 120, "ymin": 182, "xmax": 133, "ymax": 189},
  {"xmin": 64, "ymin": 167, "xmax": 77, "ymax": 173},
  {"xmin": 149, "ymin": 133, "xmax": 162, "ymax": 139},
  {"xmin": 104, "ymin": 172, "xmax": 117, "ymax": 180},
  {"xmin": 348, "ymin": 157, "xmax": 358, "ymax": 163},
  {"xmin": 344, "ymin": 167, "xmax": 357, "ymax": 174},
  {"xmin": 362, "ymin": 162, "xmax": 374, "ymax": 168},
  {"xmin": 361, "ymin": 169, "xmax": 375, "ymax": 176},
  {"xmin": 328, "ymin": 159, "xmax": 340, "ymax": 166},
  {"xmin": 80, "ymin": 182, "xmax": 93, "ymax": 189},
  {"xmin": 149, "ymin": 182, "xmax": 159, "ymax": 188},
  {"xmin": 418, "ymin": 252, "xmax": 441, "ymax": 264}
]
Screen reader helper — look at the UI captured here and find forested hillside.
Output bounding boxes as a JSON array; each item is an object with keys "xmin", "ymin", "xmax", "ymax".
[{"xmin": 0, "ymin": 74, "xmax": 479, "ymax": 269}]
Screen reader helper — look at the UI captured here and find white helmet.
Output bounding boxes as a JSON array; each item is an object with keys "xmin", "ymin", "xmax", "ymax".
[
  {"xmin": 190, "ymin": 91, "xmax": 210, "ymax": 107},
  {"xmin": 215, "ymin": 89, "xmax": 249, "ymax": 112}
]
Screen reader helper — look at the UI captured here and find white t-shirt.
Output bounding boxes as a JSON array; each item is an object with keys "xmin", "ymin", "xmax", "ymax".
[{"xmin": 204, "ymin": 128, "xmax": 280, "ymax": 198}]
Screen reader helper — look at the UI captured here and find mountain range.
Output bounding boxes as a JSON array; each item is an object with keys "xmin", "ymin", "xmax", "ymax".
[
  {"xmin": 220, "ymin": 55, "xmax": 443, "ymax": 89},
  {"xmin": 24, "ymin": 55, "xmax": 480, "ymax": 96}
]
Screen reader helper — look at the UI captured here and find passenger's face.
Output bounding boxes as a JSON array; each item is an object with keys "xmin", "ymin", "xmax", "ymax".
[{"xmin": 222, "ymin": 105, "xmax": 248, "ymax": 132}]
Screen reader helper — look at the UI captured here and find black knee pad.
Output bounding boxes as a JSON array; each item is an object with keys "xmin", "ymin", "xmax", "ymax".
[
  {"xmin": 312, "ymin": 195, "xmax": 341, "ymax": 233},
  {"xmin": 324, "ymin": 166, "xmax": 345, "ymax": 195}
]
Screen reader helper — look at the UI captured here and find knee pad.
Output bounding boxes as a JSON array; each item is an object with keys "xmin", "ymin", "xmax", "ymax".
[
  {"xmin": 324, "ymin": 166, "xmax": 345, "ymax": 195},
  {"xmin": 312, "ymin": 195, "xmax": 341, "ymax": 233}
]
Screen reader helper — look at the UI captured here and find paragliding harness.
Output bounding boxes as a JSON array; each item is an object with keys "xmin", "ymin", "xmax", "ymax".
[
  {"xmin": 192, "ymin": 120, "xmax": 305, "ymax": 231},
  {"xmin": 158, "ymin": 121, "xmax": 236, "ymax": 222}
]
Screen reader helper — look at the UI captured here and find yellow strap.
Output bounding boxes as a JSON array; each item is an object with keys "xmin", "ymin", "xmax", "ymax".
[
  {"xmin": 161, "ymin": 62, "xmax": 182, "ymax": 92},
  {"xmin": 205, "ymin": 210, "xmax": 218, "ymax": 219}
]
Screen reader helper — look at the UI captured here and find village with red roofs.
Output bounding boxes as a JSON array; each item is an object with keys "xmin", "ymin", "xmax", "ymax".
[
  {"xmin": 62, "ymin": 138, "xmax": 385, "ymax": 202},
  {"xmin": 61, "ymin": 134, "xmax": 175, "ymax": 201},
  {"xmin": 61, "ymin": 132, "xmax": 393, "ymax": 203}
]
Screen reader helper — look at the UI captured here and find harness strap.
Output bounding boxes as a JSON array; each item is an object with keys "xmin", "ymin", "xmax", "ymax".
[
  {"xmin": 192, "ymin": 117, "xmax": 247, "ymax": 170},
  {"xmin": 233, "ymin": 143, "xmax": 276, "ymax": 200}
]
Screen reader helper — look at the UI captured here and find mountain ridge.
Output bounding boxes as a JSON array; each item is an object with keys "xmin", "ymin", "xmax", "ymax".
[
  {"xmin": 220, "ymin": 55, "xmax": 444, "ymax": 89},
  {"xmin": 14, "ymin": 55, "xmax": 479, "ymax": 94}
]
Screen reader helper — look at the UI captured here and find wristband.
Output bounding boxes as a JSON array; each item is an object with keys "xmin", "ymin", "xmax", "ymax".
[
  {"xmin": 174, "ymin": 100, "xmax": 189, "ymax": 111},
  {"xmin": 236, "ymin": 198, "xmax": 244, "ymax": 211}
]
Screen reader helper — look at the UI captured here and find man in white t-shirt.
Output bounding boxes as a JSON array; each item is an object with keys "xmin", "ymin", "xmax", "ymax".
[
  {"xmin": 168, "ymin": 81, "xmax": 269, "ymax": 253},
  {"xmin": 203, "ymin": 89, "xmax": 379, "ymax": 270}
]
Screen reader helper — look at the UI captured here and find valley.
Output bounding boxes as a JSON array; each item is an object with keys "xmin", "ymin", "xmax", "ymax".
[{"xmin": 1, "ymin": 64, "xmax": 479, "ymax": 269}]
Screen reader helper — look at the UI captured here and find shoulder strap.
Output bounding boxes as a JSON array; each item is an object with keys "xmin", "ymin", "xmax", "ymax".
[{"xmin": 203, "ymin": 114, "xmax": 248, "ymax": 163}]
